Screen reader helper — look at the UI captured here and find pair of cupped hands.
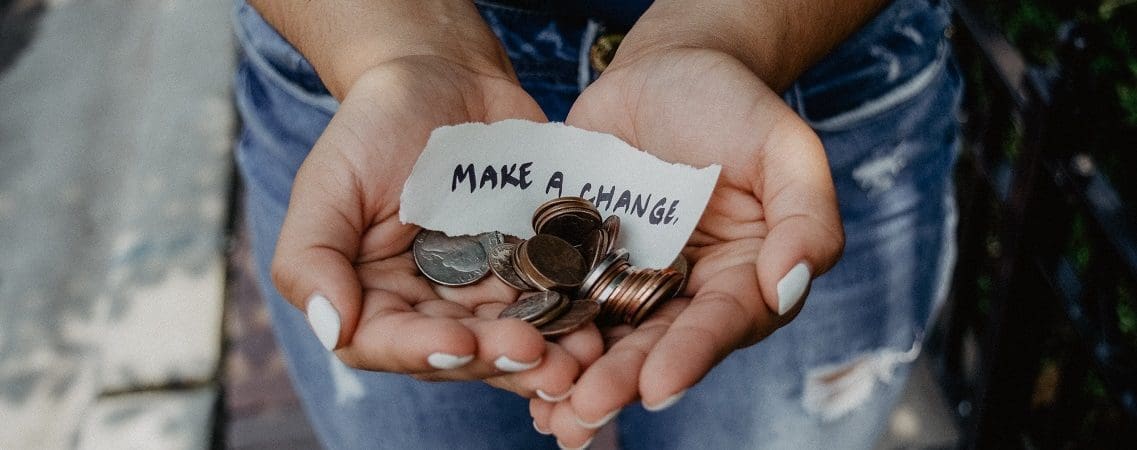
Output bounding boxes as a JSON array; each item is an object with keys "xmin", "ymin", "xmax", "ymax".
[{"xmin": 272, "ymin": 46, "xmax": 844, "ymax": 448}]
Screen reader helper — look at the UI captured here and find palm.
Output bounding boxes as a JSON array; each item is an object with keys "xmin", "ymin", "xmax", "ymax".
[
  {"xmin": 530, "ymin": 49, "xmax": 843, "ymax": 445},
  {"xmin": 275, "ymin": 57, "xmax": 600, "ymax": 391}
]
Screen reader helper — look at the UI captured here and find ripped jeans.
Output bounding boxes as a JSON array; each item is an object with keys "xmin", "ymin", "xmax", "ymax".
[{"xmin": 232, "ymin": 0, "xmax": 961, "ymax": 448}]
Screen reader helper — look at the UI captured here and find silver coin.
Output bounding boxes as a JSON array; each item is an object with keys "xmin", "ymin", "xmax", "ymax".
[
  {"xmin": 478, "ymin": 231, "xmax": 505, "ymax": 253},
  {"xmin": 499, "ymin": 291, "xmax": 567, "ymax": 326},
  {"xmin": 413, "ymin": 230, "xmax": 489, "ymax": 286},
  {"xmin": 487, "ymin": 243, "xmax": 533, "ymax": 291},
  {"xmin": 577, "ymin": 248, "xmax": 629, "ymax": 298}
]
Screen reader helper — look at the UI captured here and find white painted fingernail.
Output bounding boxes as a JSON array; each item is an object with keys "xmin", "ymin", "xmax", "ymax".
[
  {"xmin": 557, "ymin": 437, "xmax": 593, "ymax": 450},
  {"xmin": 643, "ymin": 389, "xmax": 687, "ymax": 412},
  {"xmin": 536, "ymin": 385, "xmax": 573, "ymax": 402},
  {"xmin": 533, "ymin": 420, "xmax": 551, "ymax": 435},
  {"xmin": 575, "ymin": 409, "xmax": 618, "ymax": 429},
  {"xmin": 427, "ymin": 353, "xmax": 474, "ymax": 370},
  {"xmin": 306, "ymin": 294, "xmax": 340, "ymax": 351},
  {"xmin": 776, "ymin": 262, "xmax": 811, "ymax": 315},
  {"xmin": 494, "ymin": 355, "xmax": 541, "ymax": 372}
]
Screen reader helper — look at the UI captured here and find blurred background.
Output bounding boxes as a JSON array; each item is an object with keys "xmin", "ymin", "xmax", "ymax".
[{"xmin": 0, "ymin": 0, "xmax": 1133, "ymax": 448}]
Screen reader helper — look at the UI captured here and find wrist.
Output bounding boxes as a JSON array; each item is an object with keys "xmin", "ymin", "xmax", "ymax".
[
  {"xmin": 251, "ymin": 0, "xmax": 515, "ymax": 100},
  {"xmin": 609, "ymin": 0, "xmax": 889, "ymax": 92}
]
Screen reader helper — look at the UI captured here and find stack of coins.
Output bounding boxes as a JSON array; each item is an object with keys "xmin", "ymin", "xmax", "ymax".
[
  {"xmin": 577, "ymin": 249, "xmax": 684, "ymax": 326},
  {"xmin": 412, "ymin": 196, "xmax": 689, "ymax": 337},
  {"xmin": 532, "ymin": 197, "xmax": 602, "ymax": 247}
]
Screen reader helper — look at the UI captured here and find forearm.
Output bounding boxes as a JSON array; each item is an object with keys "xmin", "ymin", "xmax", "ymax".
[
  {"xmin": 249, "ymin": 0, "xmax": 512, "ymax": 99},
  {"xmin": 612, "ymin": 0, "xmax": 890, "ymax": 92}
]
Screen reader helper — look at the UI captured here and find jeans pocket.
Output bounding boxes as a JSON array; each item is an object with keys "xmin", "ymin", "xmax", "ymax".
[
  {"xmin": 793, "ymin": 0, "xmax": 951, "ymax": 133},
  {"xmin": 233, "ymin": 1, "xmax": 338, "ymax": 115}
]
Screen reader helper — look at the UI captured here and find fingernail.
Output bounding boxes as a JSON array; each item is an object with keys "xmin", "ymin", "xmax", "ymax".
[
  {"xmin": 557, "ymin": 437, "xmax": 593, "ymax": 450},
  {"xmin": 427, "ymin": 353, "xmax": 474, "ymax": 370},
  {"xmin": 494, "ymin": 355, "xmax": 541, "ymax": 372},
  {"xmin": 643, "ymin": 389, "xmax": 687, "ymax": 412},
  {"xmin": 306, "ymin": 293, "xmax": 340, "ymax": 351},
  {"xmin": 536, "ymin": 385, "xmax": 573, "ymax": 402},
  {"xmin": 575, "ymin": 409, "xmax": 618, "ymax": 429},
  {"xmin": 533, "ymin": 419, "xmax": 551, "ymax": 435},
  {"xmin": 776, "ymin": 262, "xmax": 811, "ymax": 315}
]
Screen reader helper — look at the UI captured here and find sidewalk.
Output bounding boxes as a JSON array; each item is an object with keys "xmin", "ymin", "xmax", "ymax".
[{"xmin": 0, "ymin": 0, "xmax": 233, "ymax": 447}]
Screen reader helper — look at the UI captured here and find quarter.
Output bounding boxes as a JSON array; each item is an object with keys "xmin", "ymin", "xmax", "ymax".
[{"xmin": 413, "ymin": 230, "xmax": 489, "ymax": 286}]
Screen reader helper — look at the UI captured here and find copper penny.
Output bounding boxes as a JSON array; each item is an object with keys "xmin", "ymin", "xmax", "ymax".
[
  {"xmin": 537, "ymin": 212, "xmax": 601, "ymax": 248},
  {"xmin": 525, "ymin": 234, "xmax": 587, "ymax": 290},
  {"xmin": 539, "ymin": 300, "xmax": 601, "ymax": 339}
]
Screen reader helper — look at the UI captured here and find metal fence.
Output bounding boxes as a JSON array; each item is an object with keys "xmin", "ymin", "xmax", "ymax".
[{"xmin": 931, "ymin": 1, "xmax": 1137, "ymax": 447}]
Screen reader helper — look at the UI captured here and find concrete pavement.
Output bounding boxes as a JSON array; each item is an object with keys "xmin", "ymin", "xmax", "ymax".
[{"xmin": 0, "ymin": 0, "xmax": 232, "ymax": 447}]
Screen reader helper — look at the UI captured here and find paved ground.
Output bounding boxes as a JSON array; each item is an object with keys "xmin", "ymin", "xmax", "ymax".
[
  {"xmin": 0, "ymin": 0, "xmax": 232, "ymax": 447},
  {"xmin": 0, "ymin": 0, "xmax": 962, "ymax": 448}
]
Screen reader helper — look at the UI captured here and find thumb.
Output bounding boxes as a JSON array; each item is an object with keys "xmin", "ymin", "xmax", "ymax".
[
  {"xmin": 753, "ymin": 121, "xmax": 844, "ymax": 317},
  {"xmin": 271, "ymin": 152, "xmax": 366, "ymax": 351}
]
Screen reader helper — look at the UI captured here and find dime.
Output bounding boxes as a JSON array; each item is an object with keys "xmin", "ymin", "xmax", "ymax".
[
  {"xmin": 499, "ymin": 291, "xmax": 567, "ymax": 326},
  {"xmin": 524, "ymin": 234, "xmax": 587, "ymax": 290},
  {"xmin": 539, "ymin": 300, "xmax": 601, "ymax": 339},
  {"xmin": 413, "ymin": 230, "xmax": 489, "ymax": 286},
  {"xmin": 487, "ymin": 243, "xmax": 533, "ymax": 291}
]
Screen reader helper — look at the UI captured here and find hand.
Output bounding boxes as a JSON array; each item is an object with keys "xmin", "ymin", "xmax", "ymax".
[
  {"xmin": 529, "ymin": 48, "xmax": 845, "ymax": 446},
  {"xmin": 270, "ymin": 56, "xmax": 602, "ymax": 398}
]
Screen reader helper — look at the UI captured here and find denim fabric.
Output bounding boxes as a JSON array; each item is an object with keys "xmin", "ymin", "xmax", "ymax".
[{"xmin": 233, "ymin": 0, "xmax": 961, "ymax": 448}]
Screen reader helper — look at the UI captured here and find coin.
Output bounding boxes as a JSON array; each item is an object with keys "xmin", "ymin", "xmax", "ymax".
[
  {"xmin": 631, "ymin": 271, "xmax": 683, "ymax": 325},
  {"xmin": 537, "ymin": 212, "xmax": 601, "ymax": 247},
  {"xmin": 539, "ymin": 300, "xmax": 601, "ymax": 339},
  {"xmin": 478, "ymin": 231, "xmax": 505, "ymax": 254},
  {"xmin": 581, "ymin": 229, "xmax": 609, "ymax": 270},
  {"xmin": 413, "ymin": 230, "xmax": 489, "ymax": 286},
  {"xmin": 532, "ymin": 197, "xmax": 602, "ymax": 247},
  {"xmin": 487, "ymin": 243, "xmax": 533, "ymax": 291},
  {"xmin": 499, "ymin": 291, "xmax": 567, "ymax": 326},
  {"xmin": 578, "ymin": 248, "xmax": 629, "ymax": 298},
  {"xmin": 524, "ymin": 234, "xmax": 587, "ymax": 290},
  {"xmin": 601, "ymin": 215, "xmax": 620, "ymax": 254},
  {"xmin": 668, "ymin": 253, "xmax": 690, "ymax": 295}
]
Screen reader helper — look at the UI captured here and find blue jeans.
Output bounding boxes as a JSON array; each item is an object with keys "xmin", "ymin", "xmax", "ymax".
[{"xmin": 233, "ymin": 0, "xmax": 961, "ymax": 448}]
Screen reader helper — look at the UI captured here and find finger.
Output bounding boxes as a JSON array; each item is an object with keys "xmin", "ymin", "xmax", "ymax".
[
  {"xmin": 753, "ymin": 118, "xmax": 844, "ymax": 316},
  {"xmin": 337, "ymin": 289, "xmax": 478, "ymax": 373},
  {"xmin": 566, "ymin": 315, "xmax": 674, "ymax": 429},
  {"xmin": 529, "ymin": 398, "xmax": 555, "ymax": 436},
  {"xmin": 553, "ymin": 322, "xmax": 605, "ymax": 370},
  {"xmin": 485, "ymin": 342, "xmax": 579, "ymax": 401},
  {"xmin": 462, "ymin": 316, "xmax": 547, "ymax": 374},
  {"xmin": 272, "ymin": 149, "xmax": 367, "ymax": 351},
  {"xmin": 545, "ymin": 397, "xmax": 601, "ymax": 449},
  {"xmin": 638, "ymin": 265, "xmax": 777, "ymax": 408}
]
